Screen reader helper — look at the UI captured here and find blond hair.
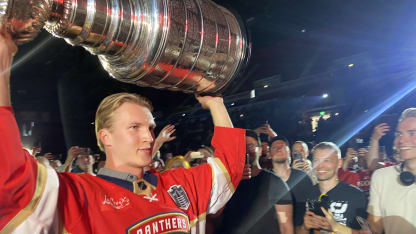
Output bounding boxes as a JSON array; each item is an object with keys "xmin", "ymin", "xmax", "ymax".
[
  {"xmin": 95, "ymin": 93, "xmax": 153, "ymax": 152},
  {"xmin": 399, "ymin": 108, "xmax": 416, "ymax": 122},
  {"xmin": 312, "ymin": 142, "xmax": 341, "ymax": 159}
]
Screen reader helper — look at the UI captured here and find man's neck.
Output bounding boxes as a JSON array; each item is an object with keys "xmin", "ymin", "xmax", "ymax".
[
  {"xmin": 318, "ymin": 177, "xmax": 339, "ymax": 194},
  {"xmin": 104, "ymin": 162, "xmax": 145, "ymax": 179},
  {"xmin": 272, "ymin": 161, "xmax": 291, "ymax": 181},
  {"xmin": 404, "ymin": 158, "xmax": 416, "ymax": 175}
]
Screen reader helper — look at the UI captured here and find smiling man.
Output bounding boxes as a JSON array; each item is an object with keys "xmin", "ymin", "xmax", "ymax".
[
  {"xmin": 297, "ymin": 142, "xmax": 367, "ymax": 234},
  {"xmin": 0, "ymin": 29, "xmax": 245, "ymax": 233},
  {"xmin": 368, "ymin": 108, "xmax": 416, "ymax": 233}
]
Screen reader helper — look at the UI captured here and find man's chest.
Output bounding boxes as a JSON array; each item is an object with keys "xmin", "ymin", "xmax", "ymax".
[{"xmin": 66, "ymin": 183, "xmax": 195, "ymax": 234}]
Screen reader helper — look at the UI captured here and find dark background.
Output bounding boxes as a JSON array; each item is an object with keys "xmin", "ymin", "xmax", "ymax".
[{"xmin": 11, "ymin": 0, "xmax": 416, "ymax": 158}]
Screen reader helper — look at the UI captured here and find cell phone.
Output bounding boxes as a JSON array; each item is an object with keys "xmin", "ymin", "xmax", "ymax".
[
  {"xmin": 190, "ymin": 152, "xmax": 204, "ymax": 159},
  {"xmin": 307, "ymin": 194, "xmax": 330, "ymax": 217},
  {"xmin": 245, "ymin": 153, "xmax": 250, "ymax": 165},
  {"xmin": 293, "ymin": 153, "xmax": 303, "ymax": 161}
]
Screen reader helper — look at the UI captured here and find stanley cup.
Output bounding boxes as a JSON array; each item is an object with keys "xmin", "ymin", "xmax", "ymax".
[{"xmin": 0, "ymin": 0, "xmax": 250, "ymax": 94}]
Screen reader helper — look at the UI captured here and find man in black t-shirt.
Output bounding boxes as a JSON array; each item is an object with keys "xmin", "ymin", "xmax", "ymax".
[
  {"xmin": 269, "ymin": 136, "xmax": 314, "ymax": 228},
  {"xmin": 297, "ymin": 142, "xmax": 368, "ymax": 234},
  {"xmin": 212, "ymin": 130, "xmax": 293, "ymax": 234}
]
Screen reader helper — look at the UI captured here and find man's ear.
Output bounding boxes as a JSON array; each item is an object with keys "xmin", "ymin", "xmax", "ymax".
[
  {"xmin": 338, "ymin": 158, "xmax": 343, "ymax": 169},
  {"xmin": 98, "ymin": 129, "xmax": 112, "ymax": 148}
]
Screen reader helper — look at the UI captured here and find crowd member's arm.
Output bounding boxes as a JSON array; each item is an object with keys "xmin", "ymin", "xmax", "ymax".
[
  {"xmin": 367, "ymin": 215, "xmax": 383, "ymax": 234},
  {"xmin": 342, "ymin": 148, "xmax": 356, "ymax": 171},
  {"xmin": 367, "ymin": 169, "xmax": 384, "ymax": 234},
  {"xmin": 255, "ymin": 123, "xmax": 277, "ymax": 139},
  {"xmin": 296, "ymin": 210, "xmax": 327, "ymax": 234},
  {"xmin": 58, "ymin": 146, "xmax": 83, "ymax": 172},
  {"xmin": 296, "ymin": 209, "xmax": 369, "ymax": 234},
  {"xmin": 275, "ymin": 204, "xmax": 294, "ymax": 234},
  {"xmin": 152, "ymin": 124, "xmax": 176, "ymax": 157},
  {"xmin": 367, "ymin": 123, "xmax": 389, "ymax": 171}
]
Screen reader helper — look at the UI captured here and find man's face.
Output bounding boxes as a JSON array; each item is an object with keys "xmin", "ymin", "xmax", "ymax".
[
  {"xmin": 270, "ymin": 140, "xmax": 290, "ymax": 163},
  {"xmin": 103, "ymin": 102, "xmax": 155, "ymax": 169},
  {"xmin": 394, "ymin": 117, "xmax": 416, "ymax": 161},
  {"xmin": 292, "ymin": 142, "xmax": 308, "ymax": 160},
  {"xmin": 246, "ymin": 136, "xmax": 261, "ymax": 164},
  {"xmin": 76, "ymin": 154, "xmax": 94, "ymax": 171},
  {"xmin": 312, "ymin": 149, "xmax": 341, "ymax": 181}
]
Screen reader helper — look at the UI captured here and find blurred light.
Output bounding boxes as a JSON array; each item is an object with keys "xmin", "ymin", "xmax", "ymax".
[
  {"xmin": 364, "ymin": 109, "xmax": 368, "ymax": 113},
  {"xmin": 301, "ymin": 29, "xmax": 306, "ymax": 33},
  {"xmin": 230, "ymin": 102, "xmax": 235, "ymax": 106},
  {"xmin": 182, "ymin": 113, "xmax": 186, "ymax": 117},
  {"xmin": 335, "ymin": 112, "xmax": 340, "ymax": 116},
  {"xmin": 240, "ymin": 114, "xmax": 244, "ymax": 118},
  {"xmin": 263, "ymin": 84, "xmax": 269, "ymax": 88},
  {"xmin": 91, "ymin": 122, "xmax": 94, "ymax": 125},
  {"xmin": 348, "ymin": 64, "xmax": 354, "ymax": 68},
  {"xmin": 322, "ymin": 93, "xmax": 329, "ymax": 98},
  {"xmin": 250, "ymin": 89, "xmax": 256, "ymax": 99},
  {"xmin": 320, "ymin": 111, "xmax": 326, "ymax": 116}
]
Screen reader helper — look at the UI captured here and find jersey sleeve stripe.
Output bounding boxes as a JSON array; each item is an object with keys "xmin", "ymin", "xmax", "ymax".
[
  {"xmin": 212, "ymin": 157, "xmax": 235, "ymax": 193},
  {"xmin": 205, "ymin": 157, "xmax": 235, "ymax": 215},
  {"xmin": 1, "ymin": 162, "xmax": 47, "ymax": 233}
]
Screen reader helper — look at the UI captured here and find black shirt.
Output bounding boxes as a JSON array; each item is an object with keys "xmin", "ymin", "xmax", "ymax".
[
  {"xmin": 285, "ymin": 169, "xmax": 314, "ymax": 227},
  {"xmin": 304, "ymin": 182, "xmax": 367, "ymax": 232},
  {"xmin": 216, "ymin": 170, "xmax": 292, "ymax": 234}
]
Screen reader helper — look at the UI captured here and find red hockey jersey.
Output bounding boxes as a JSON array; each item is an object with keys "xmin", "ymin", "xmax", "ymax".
[{"xmin": 0, "ymin": 106, "xmax": 245, "ymax": 233}]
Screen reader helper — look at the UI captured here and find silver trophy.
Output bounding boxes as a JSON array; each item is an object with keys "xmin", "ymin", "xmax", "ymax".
[{"xmin": 0, "ymin": 0, "xmax": 250, "ymax": 94}]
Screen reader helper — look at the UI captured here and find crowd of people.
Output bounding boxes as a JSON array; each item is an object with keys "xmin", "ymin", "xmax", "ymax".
[{"xmin": 1, "ymin": 26, "xmax": 416, "ymax": 234}]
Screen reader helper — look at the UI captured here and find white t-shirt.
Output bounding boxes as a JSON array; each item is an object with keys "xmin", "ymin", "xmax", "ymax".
[{"xmin": 368, "ymin": 165, "xmax": 416, "ymax": 233}]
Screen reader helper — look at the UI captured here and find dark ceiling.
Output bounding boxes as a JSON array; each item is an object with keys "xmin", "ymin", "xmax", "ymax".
[{"xmin": 11, "ymin": 0, "xmax": 416, "ymax": 154}]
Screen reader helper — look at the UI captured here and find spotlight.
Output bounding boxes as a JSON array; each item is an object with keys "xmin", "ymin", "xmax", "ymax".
[
  {"xmin": 240, "ymin": 114, "xmax": 244, "ymax": 118},
  {"xmin": 263, "ymin": 84, "xmax": 269, "ymax": 88},
  {"xmin": 230, "ymin": 103, "xmax": 235, "ymax": 106},
  {"xmin": 182, "ymin": 113, "xmax": 186, "ymax": 117},
  {"xmin": 322, "ymin": 93, "xmax": 329, "ymax": 98},
  {"xmin": 335, "ymin": 112, "xmax": 340, "ymax": 116},
  {"xmin": 348, "ymin": 64, "xmax": 354, "ymax": 68}
]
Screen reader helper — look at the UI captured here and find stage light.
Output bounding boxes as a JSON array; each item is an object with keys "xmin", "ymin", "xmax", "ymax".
[
  {"xmin": 240, "ymin": 114, "xmax": 244, "ymax": 118},
  {"xmin": 322, "ymin": 93, "xmax": 329, "ymax": 98},
  {"xmin": 182, "ymin": 113, "xmax": 186, "ymax": 117},
  {"xmin": 301, "ymin": 29, "xmax": 306, "ymax": 33},
  {"xmin": 320, "ymin": 111, "xmax": 326, "ymax": 116},
  {"xmin": 348, "ymin": 64, "xmax": 354, "ymax": 68},
  {"xmin": 335, "ymin": 112, "xmax": 340, "ymax": 116},
  {"xmin": 250, "ymin": 89, "xmax": 256, "ymax": 99},
  {"xmin": 263, "ymin": 84, "xmax": 269, "ymax": 88},
  {"xmin": 230, "ymin": 103, "xmax": 235, "ymax": 106}
]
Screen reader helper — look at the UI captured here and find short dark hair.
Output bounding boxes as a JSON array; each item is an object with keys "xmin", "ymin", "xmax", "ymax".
[
  {"xmin": 269, "ymin": 135, "xmax": 289, "ymax": 147},
  {"xmin": 246, "ymin": 129, "xmax": 261, "ymax": 146}
]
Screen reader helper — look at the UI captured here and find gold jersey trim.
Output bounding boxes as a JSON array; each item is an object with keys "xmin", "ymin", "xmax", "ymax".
[{"xmin": 0, "ymin": 162, "xmax": 47, "ymax": 233}]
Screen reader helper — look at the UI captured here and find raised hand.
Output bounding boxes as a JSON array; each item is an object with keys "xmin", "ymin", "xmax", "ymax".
[
  {"xmin": 371, "ymin": 123, "xmax": 390, "ymax": 142},
  {"xmin": 255, "ymin": 123, "xmax": 277, "ymax": 138},
  {"xmin": 155, "ymin": 124, "xmax": 176, "ymax": 144},
  {"xmin": 195, "ymin": 94, "xmax": 224, "ymax": 110}
]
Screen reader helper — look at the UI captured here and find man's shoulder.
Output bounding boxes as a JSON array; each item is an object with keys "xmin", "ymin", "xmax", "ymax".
[
  {"xmin": 373, "ymin": 164, "xmax": 399, "ymax": 178},
  {"xmin": 291, "ymin": 168, "xmax": 308, "ymax": 176},
  {"xmin": 263, "ymin": 169, "xmax": 284, "ymax": 180},
  {"xmin": 336, "ymin": 182, "xmax": 366, "ymax": 197},
  {"xmin": 262, "ymin": 169, "xmax": 289, "ymax": 187}
]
